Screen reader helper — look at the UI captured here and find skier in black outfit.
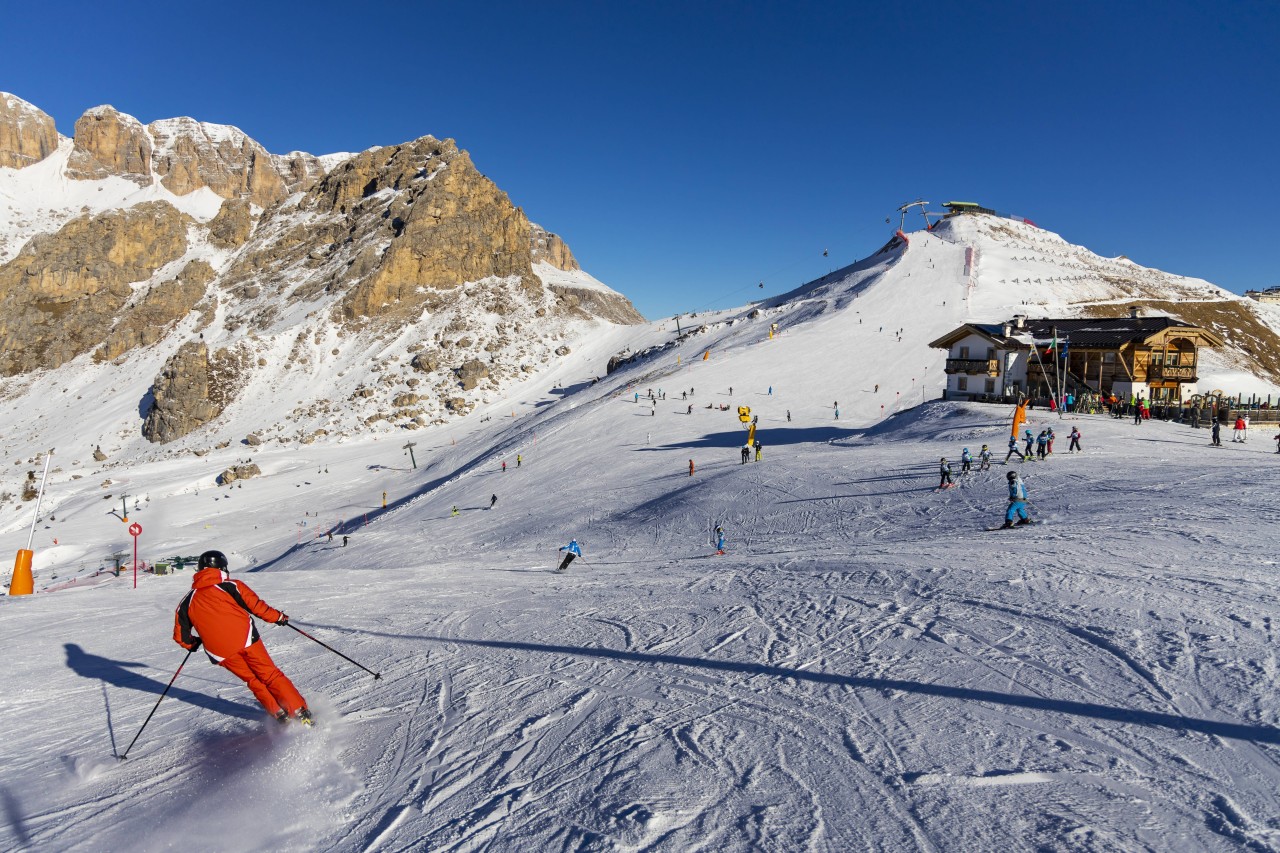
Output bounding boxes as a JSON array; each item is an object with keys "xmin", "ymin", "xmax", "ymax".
[
  {"xmin": 489, "ymin": 494, "xmax": 497, "ymax": 509},
  {"xmin": 1211, "ymin": 421, "xmax": 1222, "ymax": 446},
  {"xmin": 938, "ymin": 458, "xmax": 953, "ymax": 489}
]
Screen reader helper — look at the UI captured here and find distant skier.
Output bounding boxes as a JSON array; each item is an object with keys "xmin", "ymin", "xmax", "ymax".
[
  {"xmin": 834, "ymin": 407, "xmax": 840, "ymax": 420},
  {"xmin": 1233, "ymin": 416, "xmax": 1246, "ymax": 442},
  {"xmin": 1068, "ymin": 427, "xmax": 1082, "ymax": 453},
  {"xmin": 1211, "ymin": 420, "xmax": 1222, "ymax": 446},
  {"xmin": 517, "ymin": 454, "xmax": 522, "ymax": 467},
  {"xmin": 687, "ymin": 404, "xmax": 693, "ymax": 414},
  {"xmin": 740, "ymin": 445, "xmax": 751, "ymax": 464},
  {"xmin": 556, "ymin": 539, "xmax": 582, "ymax": 572},
  {"xmin": 1005, "ymin": 435, "xmax": 1025, "ymax": 464},
  {"xmin": 489, "ymin": 494, "xmax": 497, "ymax": 510},
  {"xmin": 501, "ymin": 461, "xmax": 507, "ymax": 473},
  {"xmin": 960, "ymin": 447, "xmax": 973, "ymax": 474},
  {"xmin": 1024, "ymin": 429, "xmax": 1035, "ymax": 458},
  {"xmin": 754, "ymin": 441, "xmax": 763, "ymax": 462},
  {"xmin": 451, "ymin": 505, "xmax": 459, "ymax": 517},
  {"xmin": 715, "ymin": 526, "xmax": 726, "ymax": 555},
  {"xmin": 1274, "ymin": 431, "xmax": 1280, "ymax": 453},
  {"xmin": 1036, "ymin": 430, "xmax": 1048, "ymax": 460},
  {"xmin": 1002, "ymin": 471, "xmax": 1032, "ymax": 528},
  {"xmin": 173, "ymin": 551, "xmax": 312, "ymax": 725},
  {"xmin": 342, "ymin": 535, "xmax": 349, "ymax": 547},
  {"xmin": 938, "ymin": 458, "xmax": 953, "ymax": 489},
  {"xmin": 786, "ymin": 410, "xmax": 791, "ymax": 422},
  {"xmin": 768, "ymin": 386, "xmax": 773, "ymax": 395},
  {"xmin": 979, "ymin": 444, "xmax": 992, "ymax": 470},
  {"xmin": 689, "ymin": 459, "xmax": 695, "ymax": 477},
  {"xmin": 1046, "ymin": 427, "xmax": 1055, "ymax": 455}
]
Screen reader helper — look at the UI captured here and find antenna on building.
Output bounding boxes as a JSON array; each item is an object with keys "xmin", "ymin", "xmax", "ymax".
[{"xmin": 897, "ymin": 199, "xmax": 933, "ymax": 231}]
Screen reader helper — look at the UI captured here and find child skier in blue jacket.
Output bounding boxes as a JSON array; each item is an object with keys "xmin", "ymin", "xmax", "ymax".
[{"xmin": 1002, "ymin": 472, "xmax": 1031, "ymax": 528}]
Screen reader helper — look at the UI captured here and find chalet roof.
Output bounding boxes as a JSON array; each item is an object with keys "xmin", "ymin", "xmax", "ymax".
[{"xmin": 929, "ymin": 315, "xmax": 1224, "ymax": 350}]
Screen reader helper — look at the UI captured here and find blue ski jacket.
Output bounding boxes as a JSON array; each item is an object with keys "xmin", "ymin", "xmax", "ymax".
[{"xmin": 559, "ymin": 540, "xmax": 582, "ymax": 557}]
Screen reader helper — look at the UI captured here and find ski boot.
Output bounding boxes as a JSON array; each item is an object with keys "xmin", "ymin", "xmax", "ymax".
[
  {"xmin": 274, "ymin": 709, "xmax": 290, "ymax": 725},
  {"xmin": 297, "ymin": 707, "xmax": 314, "ymax": 727}
]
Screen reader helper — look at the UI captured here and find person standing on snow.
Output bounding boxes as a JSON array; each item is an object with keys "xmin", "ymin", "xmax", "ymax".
[
  {"xmin": 1024, "ymin": 429, "xmax": 1035, "ymax": 458},
  {"xmin": 1212, "ymin": 420, "xmax": 1222, "ymax": 446},
  {"xmin": 1036, "ymin": 430, "xmax": 1048, "ymax": 460},
  {"xmin": 741, "ymin": 445, "xmax": 751, "ymax": 464},
  {"xmin": 1002, "ymin": 471, "xmax": 1031, "ymax": 528},
  {"xmin": 938, "ymin": 457, "xmax": 954, "ymax": 489},
  {"xmin": 979, "ymin": 444, "xmax": 992, "ymax": 470},
  {"xmin": 1068, "ymin": 427, "xmax": 1082, "ymax": 453},
  {"xmin": 1233, "ymin": 415, "xmax": 1246, "ymax": 442},
  {"xmin": 556, "ymin": 539, "xmax": 582, "ymax": 572},
  {"xmin": 715, "ymin": 526, "xmax": 726, "ymax": 555},
  {"xmin": 1005, "ymin": 435, "xmax": 1025, "ymax": 464},
  {"xmin": 689, "ymin": 459, "xmax": 695, "ymax": 476},
  {"xmin": 1046, "ymin": 427, "xmax": 1055, "ymax": 455},
  {"xmin": 489, "ymin": 494, "xmax": 498, "ymax": 509},
  {"xmin": 961, "ymin": 447, "xmax": 973, "ymax": 474},
  {"xmin": 754, "ymin": 440, "xmax": 763, "ymax": 462},
  {"xmin": 173, "ymin": 551, "xmax": 312, "ymax": 725}
]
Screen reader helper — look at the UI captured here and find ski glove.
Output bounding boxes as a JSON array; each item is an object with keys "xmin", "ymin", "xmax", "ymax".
[
  {"xmin": 188, "ymin": 639, "xmax": 202, "ymax": 652},
  {"xmin": 276, "ymin": 615, "xmax": 289, "ymax": 626}
]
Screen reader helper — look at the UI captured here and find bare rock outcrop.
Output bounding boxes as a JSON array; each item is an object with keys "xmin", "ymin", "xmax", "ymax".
[
  {"xmin": 0, "ymin": 93, "xmax": 59, "ymax": 170},
  {"xmin": 0, "ymin": 201, "xmax": 189, "ymax": 375},
  {"xmin": 207, "ymin": 198, "xmax": 254, "ymax": 248},
  {"xmin": 94, "ymin": 260, "xmax": 214, "ymax": 362},
  {"xmin": 66, "ymin": 106, "xmax": 152, "ymax": 185},
  {"xmin": 324, "ymin": 139, "xmax": 539, "ymax": 320},
  {"xmin": 217, "ymin": 463, "xmax": 261, "ymax": 485},
  {"xmin": 143, "ymin": 340, "xmax": 252, "ymax": 443},
  {"xmin": 148, "ymin": 117, "xmax": 288, "ymax": 206},
  {"xmin": 530, "ymin": 223, "xmax": 579, "ymax": 271},
  {"xmin": 456, "ymin": 358, "xmax": 490, "ymax": 390},
  {"xmin": 549, "ymin": 284, "xmax": 646, "ymax": 325}
]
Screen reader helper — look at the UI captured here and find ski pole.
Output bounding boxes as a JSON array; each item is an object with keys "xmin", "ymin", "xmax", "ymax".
[
  {"xmin": 288, "ymin": 623, "xmax": 381, "ymax": 679},
  {"xmin": 117, "ymin": 648, "xmax": 193, "ymax": 760}
]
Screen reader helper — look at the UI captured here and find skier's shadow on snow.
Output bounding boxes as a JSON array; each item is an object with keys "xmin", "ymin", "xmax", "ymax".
[
  {"xmin": 311, "ymin": 630, "xmax": 1280, "ymax": 746},
  {"xmin": 63, "ymin": 644, "xmax": 260, "ymax": 723}
]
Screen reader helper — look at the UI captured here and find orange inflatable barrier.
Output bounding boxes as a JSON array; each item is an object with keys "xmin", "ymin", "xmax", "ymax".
[{"xmin": 9, "ymin": 549, "xmax": 33, "ymax": 596}]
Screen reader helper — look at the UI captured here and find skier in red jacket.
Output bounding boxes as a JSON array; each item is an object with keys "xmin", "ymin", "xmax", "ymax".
[{"xmin": 174, "ymin": 550, "xmax": 312, "ymax": 725}]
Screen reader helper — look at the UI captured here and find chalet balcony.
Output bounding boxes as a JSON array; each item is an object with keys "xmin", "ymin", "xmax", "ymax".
[
  {"xmin": 945, "ymin": 358, "xmax": 1000, "ymax": 376},
  {"xmin": 1147, "ymin": 364, "xmax": 1197, "ymax": 382}
]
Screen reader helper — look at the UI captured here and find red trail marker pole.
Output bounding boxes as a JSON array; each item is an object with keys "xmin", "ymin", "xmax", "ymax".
[{"xmin": 128, "ymin": 522, "xmax": 142, "ymax": 589}]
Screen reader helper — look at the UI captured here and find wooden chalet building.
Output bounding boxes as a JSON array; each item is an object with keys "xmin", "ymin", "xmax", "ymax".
[{"xmin": 928, "ymin": 309, "xmax": 1224, "ymax": 403}]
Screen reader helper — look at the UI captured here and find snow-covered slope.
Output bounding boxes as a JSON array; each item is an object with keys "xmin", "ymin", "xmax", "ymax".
[{"xmin": 3, "ymin": 216, "xmax": 1280, "ymax": 850}]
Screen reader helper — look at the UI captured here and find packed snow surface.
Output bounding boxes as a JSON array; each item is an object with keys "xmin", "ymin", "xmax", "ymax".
[{"xmin": 3, "ymin": 221, "xmax": 1280, "ymax": 851}]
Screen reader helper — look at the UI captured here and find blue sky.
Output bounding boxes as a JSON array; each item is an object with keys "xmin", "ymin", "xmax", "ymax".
[{"xmin": 3, "ymin": 1, "xmax": 1277, "ymax": 319}]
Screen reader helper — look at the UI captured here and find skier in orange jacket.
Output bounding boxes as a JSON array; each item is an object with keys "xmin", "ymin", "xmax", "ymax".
[{"xmin": 174, "ymin": 550, "xmax": 312, "ymax": 725}]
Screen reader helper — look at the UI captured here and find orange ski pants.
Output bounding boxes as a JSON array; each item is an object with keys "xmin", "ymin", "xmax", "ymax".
[{"xmin": 220, "ymin": 641, "xmax": 306, "ymax": 716}]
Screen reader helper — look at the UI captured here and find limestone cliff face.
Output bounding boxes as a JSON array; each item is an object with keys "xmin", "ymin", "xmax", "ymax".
[
  {"xmin": 0, "ymin": 201, "xmax": 189, "ymax": 375},
  {"xmin": 0, "ymin": 93, "xmax": 59, "ymax": 170},
  {"xmin": 0, "ymin": 94, "xmax": 644, "ymax": 449},
  {"xmin": 66, "ymin": 106, "xmax": 152, "ymax": 185},
  {"xmin": 94, "ymin": 260, "xmax": 214, "ymax": 363},
  {"xmin": 149, "ymin": 117, "xmax": 289, "ymax": 206},
  {"xmin": 530, "ymin": 223, "xmax": 580, "ymax": 271}
]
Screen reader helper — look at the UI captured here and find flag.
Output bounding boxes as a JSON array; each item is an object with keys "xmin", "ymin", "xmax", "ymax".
[
  {"xmin": 1043, "ymin": 333, "xmax": 1057, "ymax": 357},
  {"xmin": 1011, "ymin": 401, "xmax": 1027, "ymax": 438}
]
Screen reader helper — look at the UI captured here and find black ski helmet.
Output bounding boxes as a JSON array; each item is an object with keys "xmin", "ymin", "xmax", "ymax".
[
  {"xmin": 1007, "ymin": 471, "xmax": 1018, "ymax": 481},
  {"xmin": 198, "ymin": 550, "xmax": 228, "ymax": 570}
]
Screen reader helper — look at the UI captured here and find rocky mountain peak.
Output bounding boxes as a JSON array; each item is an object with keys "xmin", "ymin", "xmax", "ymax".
[
  {"xmin": 0, "ymin": 92, "xmax": 59, "ymax": 170},
  {"xmin": 66, "ymin": 105, "xmax": 153, "ymax": 185}
]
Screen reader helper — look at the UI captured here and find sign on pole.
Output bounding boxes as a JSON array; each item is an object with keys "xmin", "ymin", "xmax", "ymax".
[{"xmin": 128, "ymin": 522, "xmax": 142, "ymax": 588}]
